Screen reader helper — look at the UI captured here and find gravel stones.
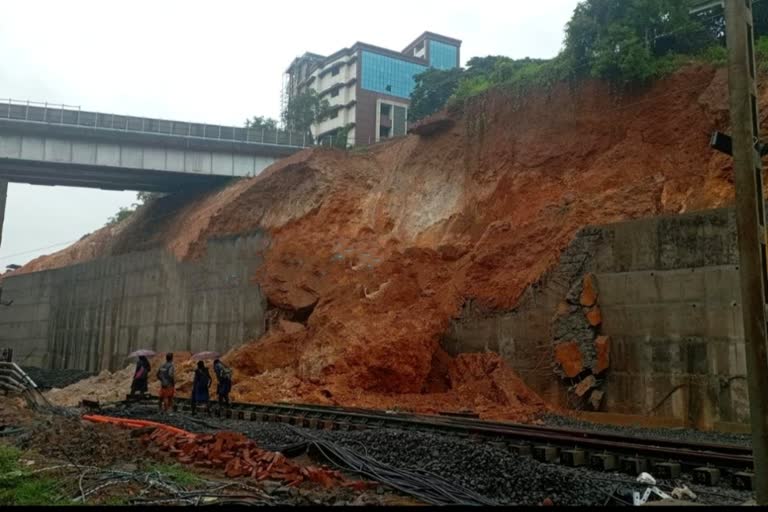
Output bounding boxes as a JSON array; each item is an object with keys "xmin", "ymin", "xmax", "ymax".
[
  {"xmin": 108, "ymin": 404, "xmax": 754, "ymax": 506},
  {"xmin": 542, "ymin": 413, "xmax": 752, "ymax": 447},
  {"xmin": 21, "ymin": 367, "xmax": 95, "ymax": 390}
]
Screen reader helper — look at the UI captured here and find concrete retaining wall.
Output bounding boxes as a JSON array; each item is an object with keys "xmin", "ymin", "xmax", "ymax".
[
  {"xmin": 0, "ymin": 233, "xmax": 268, "ymax": 371},
  {"xmin": 443, "ymin": 208, "xmax": 749, "ymax": 430}
]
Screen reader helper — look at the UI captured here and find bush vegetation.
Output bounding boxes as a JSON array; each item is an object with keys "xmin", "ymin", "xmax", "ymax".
[{"xmin": 410, "ymin": 0, "xmax": 768, "ymax": 121}]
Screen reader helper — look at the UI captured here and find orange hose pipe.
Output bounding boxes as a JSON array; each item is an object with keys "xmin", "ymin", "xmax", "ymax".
[{"xmin": 82, "ymin": 414, "xmax": 195, "ymax": 437}]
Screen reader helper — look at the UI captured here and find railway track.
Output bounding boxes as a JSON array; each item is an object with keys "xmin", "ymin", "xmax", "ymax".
[{"xmin": 106, "ymin": 397, "xmax": 755, "ymax": 490}]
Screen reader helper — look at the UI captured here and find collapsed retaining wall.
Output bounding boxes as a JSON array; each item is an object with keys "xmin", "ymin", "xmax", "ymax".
[
  {"xmin": 443, "ymin": 207, "xmax": 746, "ymax": 431},
  {"xmin": 0, "ymin": 233, "xmax": 268, "ymax": 371}
]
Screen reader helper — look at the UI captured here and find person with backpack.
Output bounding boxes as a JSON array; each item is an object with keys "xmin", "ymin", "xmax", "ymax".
[
  {"xmin": 157, "ymin": 353, "xmax": 175, "ymax": 412},
  {"xmin": 191, "ymin": 361, "xmax": 212, "ymax": 415},
  {"xmin": 213, "ymin": 359, "xmax": 233, "ymax": 408}
]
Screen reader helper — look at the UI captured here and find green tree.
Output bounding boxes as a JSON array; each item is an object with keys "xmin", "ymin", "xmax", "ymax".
[
  {"xmin": 563, "ymin": 0, "xmax": 706, "ymax": 82},
  {"xmin": 106, "ymin": 192, "xmax": 163, "ymax": 226},
  {"xmin": 409, "ymin": 67, "xmax": 463, "ymax": 122},
  {"xmin": 244, "ymin": 116, "xmax": 278, "ymax": 130},
  {"xmin": 324, "ymin": 124, "xmax": 354, "ymax": 149},
  {"xmin": 409, "ymin": 57, "xmax": 518, "ymax": 122},
  {"xmin": 417, "ymin": 0, "xmax": 744, "ymax": 112},
  {"xmin": 282, "ymin": 90, "xmax": 331, "ymax": 136},
  {"xmin": 464, "ymin": 56, "xmax": 513, "ymax": 79}
]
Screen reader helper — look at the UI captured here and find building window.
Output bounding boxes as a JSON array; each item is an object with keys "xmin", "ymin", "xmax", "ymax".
[
  {"xmin": 331, "ymin": 88, "xmax": 340, "ymax": 98},
  {"xmin": 428, "ymin": 40, "xmax": 458, "ymax": 70},
  {"xmin": 378, "ymin": 101, "xmax": 407, "ymax": 141},
  {"xmin": 331, "ymin": 66, "xmax": 341, "ymax": 76},
  {"xmin": 392, "ymin": 105, "xmax": 407, "ymax": 136},
  {"xmin": 360, "ymin": 51, "xmax": 427, "ymax": 98}
]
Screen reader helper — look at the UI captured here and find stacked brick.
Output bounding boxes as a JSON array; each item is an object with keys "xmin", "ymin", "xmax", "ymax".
[{"xmin": 141, "ymin": 428, "xmax": 369, "ymax": 490}]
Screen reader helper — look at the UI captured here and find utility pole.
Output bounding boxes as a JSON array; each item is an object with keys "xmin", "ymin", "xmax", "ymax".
[{"xmin": 725, "ymin": 0, "xmax": 768, "ymax": 503}]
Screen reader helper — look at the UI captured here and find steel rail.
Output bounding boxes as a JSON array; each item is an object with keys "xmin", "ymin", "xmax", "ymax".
[{"xmin": 107, "ymin": 397, "xmax": 754, "ymax": 473}]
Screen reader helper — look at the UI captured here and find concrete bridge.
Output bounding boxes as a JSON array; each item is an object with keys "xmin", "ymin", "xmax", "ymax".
[
  {"xmin": 0, "ymin": 99, "xmax": 310, "ymax": 248},
  {"xmin": 0, "ymin": 100, "xmax": 309, "ymax": 192}
]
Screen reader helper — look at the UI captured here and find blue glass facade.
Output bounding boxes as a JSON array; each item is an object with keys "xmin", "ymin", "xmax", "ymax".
[
  {"xmin": 360, "ymin": 51, "xmax": 427, "ymax": 98},
  {"xmin": 429, "ymin": 40, "xmax": 458, "ymax": 70}
]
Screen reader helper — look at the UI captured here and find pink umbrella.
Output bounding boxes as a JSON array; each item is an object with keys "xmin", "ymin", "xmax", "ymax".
[
  {"xmin": 192, "ymin": 351, "xmax": 220, "ymax": 361},
  {"xmin": 127, "ymin": 349, "xmax": 156, "ymax": 358}
]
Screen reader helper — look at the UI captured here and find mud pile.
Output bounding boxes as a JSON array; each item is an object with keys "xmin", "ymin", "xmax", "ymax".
[
  {"xmin": 45, "ymin": 366, "xmax": 140, "ymax": 406},
  {"xmin": 44, "ymin": 353, "xmax": 197, "ymax": 406},
  {"xmin": 23, "ymin": 64, "xmax": 741, "ymax": 419}
]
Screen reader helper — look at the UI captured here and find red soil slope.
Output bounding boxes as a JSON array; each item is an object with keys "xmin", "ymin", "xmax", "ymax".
[{"xmin": 21, "ymin": 64, "xmax": 746, "ymax": 420}]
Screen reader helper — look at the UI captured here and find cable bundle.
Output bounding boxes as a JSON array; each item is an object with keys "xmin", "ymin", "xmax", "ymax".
[{"xmin": 289, "ymin": 427, "xmax": 497, "ymax": 507}]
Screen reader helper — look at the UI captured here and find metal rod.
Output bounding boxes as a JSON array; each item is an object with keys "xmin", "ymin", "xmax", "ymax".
[{"xmin": 725, "ymin": 0, "xmax": 768, "ymax": 504}]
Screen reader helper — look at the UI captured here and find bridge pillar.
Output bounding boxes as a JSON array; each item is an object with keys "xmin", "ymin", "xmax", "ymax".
[{"xmin": 0, "ymin": 180, "xmax": 6, "ymax": 250}]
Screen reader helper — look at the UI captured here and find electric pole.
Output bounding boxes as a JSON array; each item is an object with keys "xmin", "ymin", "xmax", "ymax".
[{"xmin": 725, "ymin": 0, "xmax": 768, "ymax": 503}]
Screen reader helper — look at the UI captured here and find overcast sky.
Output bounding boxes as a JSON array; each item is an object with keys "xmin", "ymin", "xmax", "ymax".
[{"xmin": 0, "ymin": 0, "xmax": 580, "ymax": 267}]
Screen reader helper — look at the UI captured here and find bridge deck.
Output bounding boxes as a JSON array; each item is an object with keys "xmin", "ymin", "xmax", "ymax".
[
  {"xmin": 0, "ymin": 101, "xmax": 309, "ymax": 148},
  {"xmin": 0, "ymin": 101, "xmax": 310, "ymax": 192}
]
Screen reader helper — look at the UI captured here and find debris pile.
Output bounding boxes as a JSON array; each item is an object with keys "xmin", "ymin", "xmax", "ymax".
[
  {"xmin": 44, "ymin": 366, "xmax": 141, "ymax": 406},
  {"xmin": 223, "ymin": 352, "xmax": 549, "ymax": 421},
  {"xmin": 20, "ymin": 413, "xmax": 143, "ymax": 467},
  {"xmin": 44, "ymin": 353, "xmax": 196, "ymax": 407}
]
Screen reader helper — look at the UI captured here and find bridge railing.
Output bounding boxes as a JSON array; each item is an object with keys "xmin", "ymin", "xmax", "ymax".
[{"xmin": 0, "ymin": 99, "xmax": 311, "ymax": 148}]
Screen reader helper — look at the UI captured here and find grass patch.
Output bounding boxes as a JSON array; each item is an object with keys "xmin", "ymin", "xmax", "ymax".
[
  {"xmin": 147, "ymin": 463, "xmax": 201, "ymax": 487},
  {"xmin": 697, "ymin": 45, "xmax": 728, "ymax": 67},
  {"xmin": 12, "ymin": 478, "xmax": 68, "ymax": 506},
  {"xmin": 0, "ymin": 445, "xmax": 72, "ymax": 506}
]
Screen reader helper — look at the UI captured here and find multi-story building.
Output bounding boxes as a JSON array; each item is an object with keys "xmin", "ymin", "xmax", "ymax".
[{"xmin": 283, "ymin": 32, "xmax": 461, "ymax": 146}]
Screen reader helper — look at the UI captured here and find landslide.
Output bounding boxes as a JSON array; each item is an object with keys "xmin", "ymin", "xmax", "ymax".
[{"xmin": 20, "ymin": 64, "xmax": 744, "ymax": 418}]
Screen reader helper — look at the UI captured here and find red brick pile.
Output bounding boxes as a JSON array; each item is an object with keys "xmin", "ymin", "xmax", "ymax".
[{"xmin": 142, "ymin": 428, "xmax": 368, "ymax": 490}]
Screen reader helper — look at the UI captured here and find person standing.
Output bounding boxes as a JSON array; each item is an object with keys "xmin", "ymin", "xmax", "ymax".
[
  {"xmin": 157, "ymin": 353, "xmax": 175, "ymax": 412},
  {"xmin": 191, "ymin": 361, "xmax": 212, "ymax": 415},
  {"xmin": 130, "ymin": 355, "xmax": 151, "ymax": 397},
  {"xmin": 213, "ymin": 359, "xmax": 233, "ymax": 409}
]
